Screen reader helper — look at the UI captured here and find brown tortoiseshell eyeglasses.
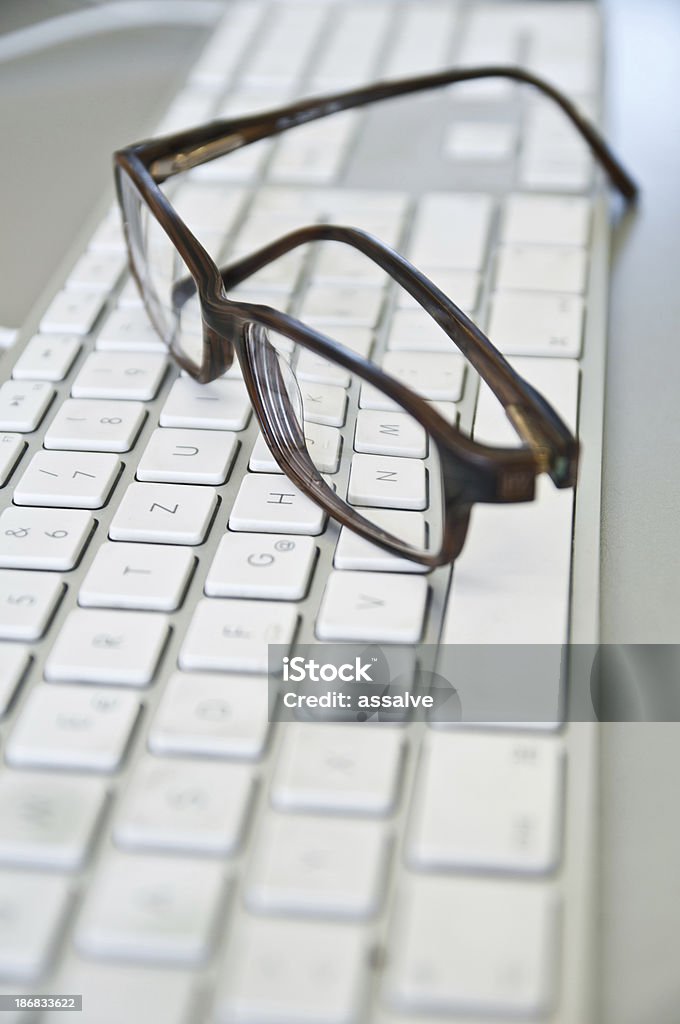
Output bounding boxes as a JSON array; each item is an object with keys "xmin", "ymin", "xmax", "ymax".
[{"xmin": 114, "ymin": 66, "xmax": 637, "ymax": 569}]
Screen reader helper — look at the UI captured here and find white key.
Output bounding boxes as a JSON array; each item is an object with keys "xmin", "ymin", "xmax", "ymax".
[
  {"xmin": 495, "ymin": 244, "xmax": 588, "ymax": 293},
  {"xmin": 316, "ymin": 571, "xmax": 428, "ymax": 642},
  {"xmin": 386, "ymin": 308, "xmax": 456, "ymax": 353},
  {"xmin": 96, "ymin": 308, "xmax": 166, "ymax": 353},
  {"xmin": 225, "ymin": 248, "xmax": 302, "ymax": 294},
  {"xmin": 386, "ymin": 875, "xmax": 558, "ymax": 1016},
  {"xmin": 397, "ymin": 270, "xmax": 479, "ymax": 313},
  {"xmin": 40, "ymin": 288, "xmax": 104, "ymax": 335},
  {"xmin": 0, "ymin": 380, "xmax": 53, "ymax": 432},
  {"xmin": 0, "ymin": 644, "xmax": 29, "ymax": 715},
  {"xmin": 245, "ymin": 813, "xmax": 389, "ymax": 918},
  {"xmin": 45, "ymin": 608, "xmax": 169, "ymax": 686},
  {"xmin": 382, "ymin": 351, "xmax": 465, "ymax": 401},
  {"xmin": 299, "ymin": 283, "xmax": 384, "ymax": 326},
  {"xmin": 502, "ymin": 194, "xmax": 591, "ymax": 246},
  {"xmin": 348, "ymin": 453, "xmax": 427, "ymax": 510},
  {"xmin": 383, "ymin": 4, "xmax": 455, "ymax": 77},
  {"xmin": 487, "ymin": 291, "xmax": 584, "ymax": 357},
  {"xmin": 217, "ymin": 917, "xmax": 365, "ymax": 1024},
  {"xmin": 300, "ymin": 381, "xmax": 347, "ymax": 427},
  {"xmin": 0, "ymin": 872, "xmax": 70, "ymax": 979},
  {"xmin": 205, "ymin": 533, "xmax": 316, "ymax": 600},
  {"xmin": 444, "ymin": 359, "xmax": 577, "ymax": 646},
  {"xmin": 75, "ymin": 852, "xmax": 226, "ymax": 964},
  {"xmin": 160, "ymin": 376, "xmax": 251, "ymax": 431},
  {"xmin": 43, "ymin": 964, "xmax": 196, "ymax": 1024},
  {"xmin": 109, "ymin": 482, "xmax": 217, "ymax": 544},
  {"xmin": 408, "ymin": 732, "xmax": 563, "ymax": 872},
  {"xmin": 66, "ymin": 250, "xmax": 126, "ymax": 293},
  {"xmin": 89, "ymin": 211, "xmax": 126, "ymax": 253},
  {"xmin": 44, "ymin": 399, "xmax": 146, "ymax": 452},
  {"xmin": 6, "ymin": 684, "xmax": 139, "ymax": 771},
  {"xmin": 242, "ymin": 3, "xmax": 327, "ymax": 89},
  {"xmin": 114, "ymin": 756, "xmax": 252, "ymax": 855},
  {"xmin": 0, "ymin": 772, "xmax": 105, "ymax": 870},
  {"xmin": 189, "ymin": 3, "xmax": 262, "ymax": 87},
  {"xmin": 149, "ymin": 672, "xmax": 270, "ymax": 760},
  {"xmin": 80, "ymin": 542, "xmax": 195, "ymax": 611},
  {"xmin": 334, "ymin": 509, "xmax": 428, "ymax": 574},
  {"xmin": 445, "ymin": 122, "xmax": 516, "ymax": 162},
  {"xmin": 322, "ymin": 324, "xmax": 374, "ymax": 359},
  {"xmin": 171, "ymin": 183, "xmax": 244, "ymax": 233},
  {"xmin": 409, "ymin": 193, "xmax": 493, "ymax": 270},
  {"xmin": 272, "ymin": 722, "xmax": 404, "ymax": 815},
  {"xmin": 269, "ymin": 112, "xmax": 358, "ymax": 184},
  {"xmin": 0, "ymin": 570, "xmax": 64, "ymax": 641},
  {"xmin": 137, "ymin": 427, "xmax": 238, "ymax": 484},
  {"xmin": 229, "ymin": 473, "xmax": 326, "ymax": 535},
  {"xmin": 179, "ymin": 598, "xmax": 297, "ymax": 674},
  {"xmin": 520, "ymin": 144, "xmax": 592, "ymax": 192},
  {"xmin": 312, "ymin": 243, "xmax": 385, "ymax": 285},
  {"xmin": 354, "ymin": 409, "xmax": 427, "ymax": 459},
  {"xmin": 295, "ymin": 349, "xmax": 351, "ymax": 388},
  {"xmin": 72, "ymin": 351, "xmax": 166, "ymax": 401},
  {"xmin": 0, "ymin": 432, "xmax": 24, "ymax": 486},
  {"xmin": 0, "ymin": 506, "xmax": 93, "ymax": 570},
  {"xmin": 310, "ymin": 5, "xmax": 388, "ymax": 88},
  {"xmin": 11, "ymin": 334, "xmax": 81, "ymax": 381},
  {"xmin": 249, "ymin": 423, "xmax": 341, "ymax": 475},
  {"xmin": 117, "ymin": 278, "xmax": 144, "ymax": 308},
  {"xmin": 13, "ymin": 450, "xmax": 119, "ymax": 508}
]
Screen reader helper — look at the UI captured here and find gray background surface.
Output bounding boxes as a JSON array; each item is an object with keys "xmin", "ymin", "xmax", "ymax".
[{"xmin": 1, "ymin": 2, "xmax": 679, "ymax": 1021}]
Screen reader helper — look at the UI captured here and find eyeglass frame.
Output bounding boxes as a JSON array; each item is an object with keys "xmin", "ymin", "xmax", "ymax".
[{"xmin": 113, "ymin": 64, "xmax": 638, "ymax": 569}]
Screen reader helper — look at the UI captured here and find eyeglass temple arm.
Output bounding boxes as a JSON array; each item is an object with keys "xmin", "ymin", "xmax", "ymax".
[
  {"xmin": 145, "ymin": 64, "xmax": 637, "ymax": 201},
  {"xmin": 217, "ymin": 223, "xmax": 576, "ymax": 481}
]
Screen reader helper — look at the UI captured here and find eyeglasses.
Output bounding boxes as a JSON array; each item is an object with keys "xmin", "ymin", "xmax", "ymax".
[{"xmin": 114, "ymin": 66, "xmax": 637, "ymax": 568}]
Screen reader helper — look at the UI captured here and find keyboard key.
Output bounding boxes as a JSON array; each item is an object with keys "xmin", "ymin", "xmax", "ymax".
[
  {"xmin": 502, "ymin": 193, "xmax": 591, "ymax": 246},
  {"xmin": 75, "ymin": 852, "xmax": 226, "ymax": 964},
  {"xmin": 316, "ymin": 571, "xmax": 428, "ymax": 642},
  {"xmin": 109, "ymin": 482, "xmax": 218, "ymax": 544},
  {"xmin": 383, "ymin": 4, "xmax": 454, "ymax": 77},
  {"xmin": 299, "ymin": 283, "xmax": 385, "ymax": 326},
  {"xmin": 40, "ymin": 288, "xmax": 105, "ymax": 335},
  {"xmin": 299, "ymin": 381, "xmax": 348, "ymax": 427},
  {"xmin": 0, "ymin": 506, "xmax": 94, "ymax": 570},
  {"xmin": 6, "ymin": 684, "xmax": 139, "ymax": 771},
  {"xmin": 386, "ymin": 875, "xmax": 558, "ymax": 1016},
  {"xmin": 249, "ymin": 423, "xmax": 341, "ymax": 475},
  {"xmin": 396, "ymin": 270, "xmax": 479, "ymax": 313},
  {"xmin": 295, "ymin": 348, "xmax": 352, "ymax": 387},
  {"xmin": 242, "ymin": 3, "xmax": 328, "ymax": 89},
  {"xmin": 114, "ymin": 756, "xmax": 253, "ymax": 855},
  {"xmin": 0, "ymin": 772, "xmax": 106, "ymax": 870},
  {"xmin": 272, "ymin": 722, "xmax": 404, "ymax": 815},
  {"xmin": 71, "ymin": 352, "xmax": 166, "ymax": 400},
  {"xmin": 444, "ymin": 121, "xmax": 516, "ymax": 162},
  {"xmin": 205, "ymin": 532, "xmax": 316, "ymax": 599},
  {"xmin": 13, "ymin": 450, "xmax": 120, "ymax": 508},
  {"xmin": 88, "ymin": 212, "xmax": 126, "ymax": 254},
  {"xmin": 334, "ymin": 509, "xmax": 428, "ymax": 574},
  {"xmin": 171, "ymin": 183, "xmax": 245, "ymax": 234},
  {"xmin": 136, "ymin": 427, "xmax": 238, "ymax": 484},
  {"xmin": 410, "ymin": 193, "xmax": 493, "ymax": 270},
  {"xmin": 229, "ymin": 473, "xmax": 327, "ymax": 535},
  {"xmin": 189, "ymin": 2, "xmax": 262, "ymax": 87},
  {"xmin": 45, "ymin": 608, "xmax": 169, "ymax": 686},
  {"xmin": 11, "ymin": 333, "xmax": 81, "ymax": 381},
  {"xmin": 487, "ymin": 291, "xmax": 584, "ymax": 357},
  {"xmin": 179, "ymin": 598, "xmax": 297, "ymax": 673},
  {"xmin": 44, "ymin": 398, "xmax": 146, "ymax": 452},
  {"xmin": 96, "ymin": 307, "xmax": 167, "ymax": 353},
  {"xmin": 0, "ymin": 569, "xmax": 64, "ymax": 641},
  {"xmin": 0, "ymin": 380, "xmax": 53, "ymax": 432},
  {"xmin": 245, "ymin": 813, "xmax": 389, "ymax": 918},
  {"xmin": 382, "ymin": 351, "xmax": 465, "ymax": 401},
  {"xmin": 310, "ymin": 5, "xmax": 389, "ymax": 88},
  {"xmin": 347, "ymin": 453, "xmax": 427, "ymax": 510},
  {"xmin": 217, "ymin": 917, "xmax": 366, "ymax": 1024},
  {"xmin": 0, "ymin": 432, "xmax": 25, "ymax": 485},
  {"xmin": 269, "ymin": 112, "xmax": 359, "ymax": 184},
  {"xmin": 354, "ymin": 409, "xmax": 427, "ymax": 459},
  {"xmin": 160, "ymin": 376, "xmax": 251, "ymax": 430},
  {"xmin": 79, "ymin": 542, "xmax": 195, "ymax": 611},
  {"xmin": 0, "ymin": 872, "xmax": 70, "ymax": 979},
  {"xmin": 312, "ymin": 243, "xmax": 385, "ymax": 286},
  {"xmin": 408, "ymin": 732, "xmax": 564, "ymax": 873},
  {"xmin": 322, "ymin": 324, "xmax": 374, "ymax": 359},
  {"xmin": 0, "ymin": 643, "xmax": 29, "ymax": 715},
  {"xmin": 495, "ymin": 244, "xmax": 588, "ymax": 293},
  {"xmin": 149, "ymin": 672, "xmax": 270, "ymax": 760},
  {"xmin": 43, "ymin": 963, "xmax": 197, "ymax": 1024},
  {"xmin": 66, "ymin": 250, "xmax": 126, "ymax": 293}
]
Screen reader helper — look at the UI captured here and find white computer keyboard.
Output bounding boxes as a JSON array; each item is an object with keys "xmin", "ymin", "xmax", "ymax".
[{"xmin": 0, "ymin": 2, "xmax": 606, "ymax": 1021}]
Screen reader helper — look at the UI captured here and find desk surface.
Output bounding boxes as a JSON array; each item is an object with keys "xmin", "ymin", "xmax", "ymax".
[{"xmin": 1, "ymin": 2, "xmax": 680, "ymax": 1020}]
